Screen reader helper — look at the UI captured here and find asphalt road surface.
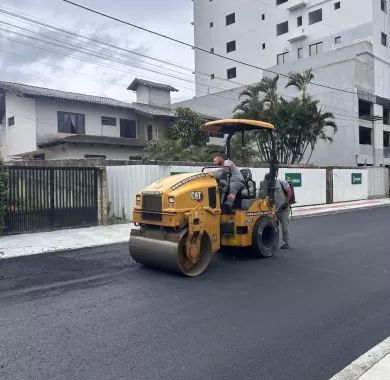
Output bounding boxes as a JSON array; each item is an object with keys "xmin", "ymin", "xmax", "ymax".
[{"xmin": 1, "ymin": 207, "xmax": 390, "ymax": 380}]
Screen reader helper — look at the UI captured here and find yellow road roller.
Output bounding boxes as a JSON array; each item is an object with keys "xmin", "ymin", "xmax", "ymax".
[{"xmin": 129, "ymin": 119, "xmax": 280, "ymax": 276}]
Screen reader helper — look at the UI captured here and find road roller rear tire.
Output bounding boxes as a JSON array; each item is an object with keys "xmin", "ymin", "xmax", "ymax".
[
  {"xmin": 129, "ymin": 228, "xmax": 213, "ymax": 277},
  {"xmin": 251, "ymin": 216, "xmax": 279, "ymax": 258}
]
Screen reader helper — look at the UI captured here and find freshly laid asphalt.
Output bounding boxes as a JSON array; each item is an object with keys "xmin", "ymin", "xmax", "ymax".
[{"xmin": 1, "ymin": 207, "xmax": 390, "ymax": 380}]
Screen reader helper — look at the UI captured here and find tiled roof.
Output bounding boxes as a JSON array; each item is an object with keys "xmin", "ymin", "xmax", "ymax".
[
  {"xmin": 128, "ymin": 78, "xmax": 178, "ymax": 92},
  {"xmin": 131, "ymin": 102, "xmax": 176, "ymax": 117},
  {"xmin": 0, "ymin": 81, "xmax": 176, "ymax": 118},
  {"xmin": 38, "ymin": 135, "xmax": 148, "ymax": 148}
]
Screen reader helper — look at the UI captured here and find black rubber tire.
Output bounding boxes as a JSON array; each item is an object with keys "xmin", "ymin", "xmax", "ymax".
[{"xmin": 251, "ymin": 216, "xmax": 279, "ymax": 258}]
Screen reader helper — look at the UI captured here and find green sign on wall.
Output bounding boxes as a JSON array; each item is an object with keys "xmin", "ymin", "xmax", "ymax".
[
  {"xmin": 285, "ymin": 173, "xmax": 302, "ymax": 187},
  {"xmin": 351, "ymin": 173, "xmax": 362, "ymax": 185}
]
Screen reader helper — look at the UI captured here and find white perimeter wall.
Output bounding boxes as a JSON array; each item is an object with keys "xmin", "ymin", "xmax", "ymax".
[
  {"xmin": 367, "ymin": 167, "xmax": 390, "ymax": 198},
  {"xmin": 107, "ymin": 165, "xmax": 171, "ymax": 219},
  {"xmin": 333, "ymin": 169, "xmax": 368, "ymax": 202}
]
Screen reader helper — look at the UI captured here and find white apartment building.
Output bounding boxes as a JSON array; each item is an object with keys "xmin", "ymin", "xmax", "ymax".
[{"xmin": 185, "ymin": 0, "xmax": 390, "ymax": 166}]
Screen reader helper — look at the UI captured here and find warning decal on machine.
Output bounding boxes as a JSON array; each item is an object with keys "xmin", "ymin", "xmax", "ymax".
[{"xmin": 246, "ymin": 211, "xmax": 268, "ymax": 217}]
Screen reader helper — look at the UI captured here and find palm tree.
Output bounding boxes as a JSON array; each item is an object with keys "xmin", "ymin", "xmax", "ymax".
[{"xmin": 285, "ymin": 69, "xmax": 314, "ymax": 101}]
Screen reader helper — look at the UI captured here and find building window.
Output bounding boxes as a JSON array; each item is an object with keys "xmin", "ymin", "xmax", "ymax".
[
  {"xmin": 297, "ymin": 16, "xmax": 302, "ymax": 27},
  {"xmin": 58, "ymin": 111, "xmax": 85, "ymax": 134},
  {"xmin": 359, "ymin": 126, "xmax": 372, "ymax": 145},
  {"xmin": 297, "ymin": 47, "xmax": 303, "ymax": 58},
  {"xmin": 276, "ymin": 21, "xmax": 289, "ymax": 36},
  {"xmin": 101, "ymin": 116, "xmax": 116, "ymax": 126},
  {"xmin": 381, "ymin": 0, "xmax": 387, "ymax": 12},
  {"xmin": 359, "ymin": 99, "xmax": 372, "ymax": 118},
  {"xmin": 226, "ymin": 13, "xmax": 235, "ymax": 26},
  {"xmin": 147, "ymin": 125, "xmax": 153, "ymax": 141},
  {"xmin": 227, "ymin": 67, "xmax": 237, "ymax": 79},
  {"xmin": 381, "ymin": 32, "xmax": 387, "ymax": 46},
  {"xmin": 334, "ymin": 1, "xmax": 341, "ymax": 10},
  {"xmin": 8, "ymin": 116, "xmax": 14, "ymax": 126},
  {"xmin": 335, "ymin": 36, "xmax": 341, "ymax": 44},
  {"xmin": 277, "ymin": 51, "xmax": 288, "ymax": 65},
  {"xmin": 210, "ymin": 73, "xmax": 215, "ymax": 80},
  {"xmin": 276, "ymin": 0, "xmax": 288, "ymax": 5},
  {"xmin": 226, "ymin": 40, "xmax": 236, "ymax": 53},
  {"xmin": 308, "ymin": 9, "xmax": 322, "ymax": 25},
  {"xmin": 33, "ymin": 153, "xmax": 45, "ymax": 160},
  {"xmin": 262, "ymin": 43, "xmax": 266, "ymax": 49},
  {"xmin": 384, "ymin": 131, "xmax": 390, "ymax": 147},
  {"xmin": 261, "ymin": 13, "xmax": 265, "ymax": 20},
  {"xmin": 85, "ymin": 155, "xmax": 106, "ymax": 159},
  {"xmin": 210, "ymin": 48, "xmax": 214, "ymax": 53},
  {"xmin": 309, "ymin": 41, "xmax": 323, "ymax": 56},
  {"xmin": 120, "ymin": 119, "xmax": 137, "ymax": 138},
  {"xmin": 383, "ymin": 108, "xmax": 390, "ymax": 125},
  {"xmin": 209, "ymin": 21, "xmax": 214, "ymax": 28}
]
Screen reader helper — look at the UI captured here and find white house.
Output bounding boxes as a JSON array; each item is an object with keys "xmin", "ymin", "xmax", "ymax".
[
  {"xmin": 181, "ymin": 0, "xmax": 390, "ymax": 166},
  {"xmin": 0, "ymin": 78, "xmax": 178, "ymax": 161}
]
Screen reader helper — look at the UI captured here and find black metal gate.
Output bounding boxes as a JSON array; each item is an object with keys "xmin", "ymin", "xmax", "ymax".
[{"xmin": 5, "ymin": 167, "xmax": 99, "ymax": 234}]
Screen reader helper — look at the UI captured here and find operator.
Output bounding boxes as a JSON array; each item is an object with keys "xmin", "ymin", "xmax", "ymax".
[
  {"xmin": 259, "ymin": 173, "xmax": 292, "ymax": 250},
  {"xmin": 212, "ymin": 154, "xmax": 245, "ymax": 209}
]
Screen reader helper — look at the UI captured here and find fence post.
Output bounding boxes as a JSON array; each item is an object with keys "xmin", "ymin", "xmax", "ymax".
[
  {"xmin": 49, "ymin": 168, "xmax": 55, "ymax": 227},
  {"xmin": 326, "ymin": 168, "xmax": 333, "ymax": 204}
]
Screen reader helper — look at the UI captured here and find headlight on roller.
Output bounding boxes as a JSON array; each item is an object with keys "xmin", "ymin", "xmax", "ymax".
[
  {"xmin": 136, "ymin": 195, "xmax": 141, "ymax": 204},
  {"xmin": 168, "ymin": 196, "xmax": 175, "ymax": 207}
]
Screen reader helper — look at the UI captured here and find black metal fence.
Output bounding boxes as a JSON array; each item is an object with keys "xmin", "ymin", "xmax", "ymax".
[{"xmin": 5, "ymin": 167, "xmax": 99, "ymax": 234}]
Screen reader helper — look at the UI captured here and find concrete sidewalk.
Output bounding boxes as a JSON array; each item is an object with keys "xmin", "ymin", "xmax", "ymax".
[
  {"xmin": 1, "ymin": 198, "xmax": 389, "ymax": 260},
  {"xmin": 330, "ymin": 337, "xmax": 390, "ymax": 380}
]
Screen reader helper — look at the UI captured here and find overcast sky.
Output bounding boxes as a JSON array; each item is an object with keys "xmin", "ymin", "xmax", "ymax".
[{"xmin": 0, "ymin": 0, "xmax": 195, "ymax": 102}]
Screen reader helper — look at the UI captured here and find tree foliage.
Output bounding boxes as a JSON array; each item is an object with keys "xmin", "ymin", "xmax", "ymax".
[
  {"xmin": 234, "ymin": 69, "xmax": 337, "ymax": 164},
  {"xmin": 143, "ymin": 107, "xmax": 213, "ymax": 162},
  {"xmin": 168, "ymin": 107, "xmax": 209, "ymax": 148}
]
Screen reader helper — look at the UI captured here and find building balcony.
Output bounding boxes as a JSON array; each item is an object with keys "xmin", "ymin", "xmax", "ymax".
[
  {"xmin": 287, "ymin": 29, "xmax": 307, "ymax": 42},
  {"xmin": 359, "ymin": 144, "xmax": 373, "ymax": 156},
  {"xmin": 286, "ymin": 0, "xmax": 306, "ymax": 11}
]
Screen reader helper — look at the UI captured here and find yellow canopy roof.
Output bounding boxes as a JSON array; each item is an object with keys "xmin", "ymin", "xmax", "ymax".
[{"xmin": 201, "ymin": 119, "xmax": 274, "ymax": 134}]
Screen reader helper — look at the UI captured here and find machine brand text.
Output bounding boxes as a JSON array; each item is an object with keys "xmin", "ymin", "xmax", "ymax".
[{"xmin": 171, "ymin": 173, "xmax": 209, "ymax": 190}]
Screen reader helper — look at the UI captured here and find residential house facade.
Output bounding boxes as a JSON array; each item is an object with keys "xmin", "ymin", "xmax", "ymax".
[{"xmin": 0, "ymin": 79, "xmax": 178, "ymax": 161}]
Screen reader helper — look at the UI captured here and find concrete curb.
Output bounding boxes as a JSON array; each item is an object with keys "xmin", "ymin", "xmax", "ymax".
[{"xmin": 329, "ymin": 337, "xmax": 390, "ymax": 380}]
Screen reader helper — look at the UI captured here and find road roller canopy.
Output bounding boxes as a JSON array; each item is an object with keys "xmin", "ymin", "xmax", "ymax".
[{"xmin": 201, "ymin": 119, "xmax": 274, "ymax": 134}]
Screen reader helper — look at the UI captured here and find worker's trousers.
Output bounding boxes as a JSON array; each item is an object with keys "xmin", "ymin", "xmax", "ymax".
[{"xmin": 276, "ymin": 206, "xmax": 290, "ymax": 245}]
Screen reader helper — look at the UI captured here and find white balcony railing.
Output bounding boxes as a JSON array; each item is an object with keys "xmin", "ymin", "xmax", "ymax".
[
  {"xmin": 286, "ymin": 0, "xmax": 306, "ymax": 11},
  {"xmin": 287, "ymin": 29, "xmax": 307, "ymax": 42}
]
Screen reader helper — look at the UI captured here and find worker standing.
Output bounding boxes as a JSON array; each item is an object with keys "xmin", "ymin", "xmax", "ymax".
[
  {"xmin": 260, "ymin": 173, "xmax": 293, "ymax": 249},
  {"xmin": 212, "ymin": 155, "xmax": 245, "ymax": 209}
]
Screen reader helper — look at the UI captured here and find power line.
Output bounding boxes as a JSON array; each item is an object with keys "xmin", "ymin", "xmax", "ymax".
[
  {"xmin": 0, "ymin": 6, "xmax": 366, "ymax": 118},
  {"xmin": 62, "ymin": 0, "xmax": 359, "ymax": 96}
]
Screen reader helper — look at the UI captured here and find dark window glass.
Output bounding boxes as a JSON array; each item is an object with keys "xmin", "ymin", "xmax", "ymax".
[
  {"xmin": 8, "ymin": 116, "xmax": 14, "ymax": 126},
  {"xmin": 226, "ymin": 40, "xmax": 236, "ymax": 53},
  {"xmin": 147, "ymin": 125, "xmax": 153, "ymax": 141},
  {"xmin": 381, "ymin": 32, "xmax": 387, "ymax": 46},
  {"xmin": 276, "ymin": 21, "xmax": 289, "ymax": 35},
  {"xmin": 277, "ymin": 52, "xmax": 288, "ymax": 65},
  {"xmin": 297, "ymin": 47, "xmax": 303, "ymax": 58},
  {"xmin": 85, "ymin": 155, "xmax": 106, "ymax": 159},
  {"xmin": 226, "ymin": 13, "xmax": 235, "ymax": 26},
  {"xmin": 309, "ymin": 9, "xmax": 322, "ymax": 24},
  {"xmin": 261, "ymin": 13, "xmax": 265, "ymax": 20},
  {"xmin": 383, "ymin": 108, "xmax": 390, "ymax": 125},
  {"xmin": 359, "ymin": 99, "xmax": 372, "ymax": 118},
  {"xmin": 120, "ymin": 119, "xmax": 137, "ymax": 138},
  {"xmin": 335, "ymin": 36, "xmax": 341, "ymax": 44},
  {"xmin": 210, "ymin": 73, "xmax": 215, "ymax": 80},
  {"xmin": 381, "ymin": 0, "xmax": 387, "ymax": 12},
  {"xmin": 101, "ymin": 116, "xmax": 116, "ymax": 126},
  {"xmin": 33, "ymin": 153, "xmax": 45, "ymax": 160},
  {"xmin": 210, "ymin": 47, "xmax": 214, "ymax": 53},
  {"xmin": 209, "ymin": 21, "xmax": 214, "ymax": 28},
  {"xmin": 276, "ymin": 0, "xmax": 288, "ymax": 5},
  {"xmin": 384, "ymin": 131, "xmax": 390, "ymax": 147},
  {"xmin": 309, "ymin": 41, "xmax": 323, "ymax": 56},
  {"xmin": 359, "ymin": 127, "xmax": 372, "ymax": 145},
  {"xmin": 334, "ymin": 1, "xmax": 341, "ymax": 10},
  {"xmin": 262, "ymin": 43, "xmax": 266, "ymax": 49},
  {"xmin": 297, "ymin": 16, "xmax": 302, "ymax": 26},
  {"xmin": 58, "ymin": 111, "xmax": 85, "ymax": 134},
  {"xmin": 227, "ymin": 67, "xmax": 237, "ymax": 79}
]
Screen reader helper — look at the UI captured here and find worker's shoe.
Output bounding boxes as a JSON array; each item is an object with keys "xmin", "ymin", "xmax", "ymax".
[{"xmin": 281, "ymin": 243, "xmax": 289, "ymax": 250}]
